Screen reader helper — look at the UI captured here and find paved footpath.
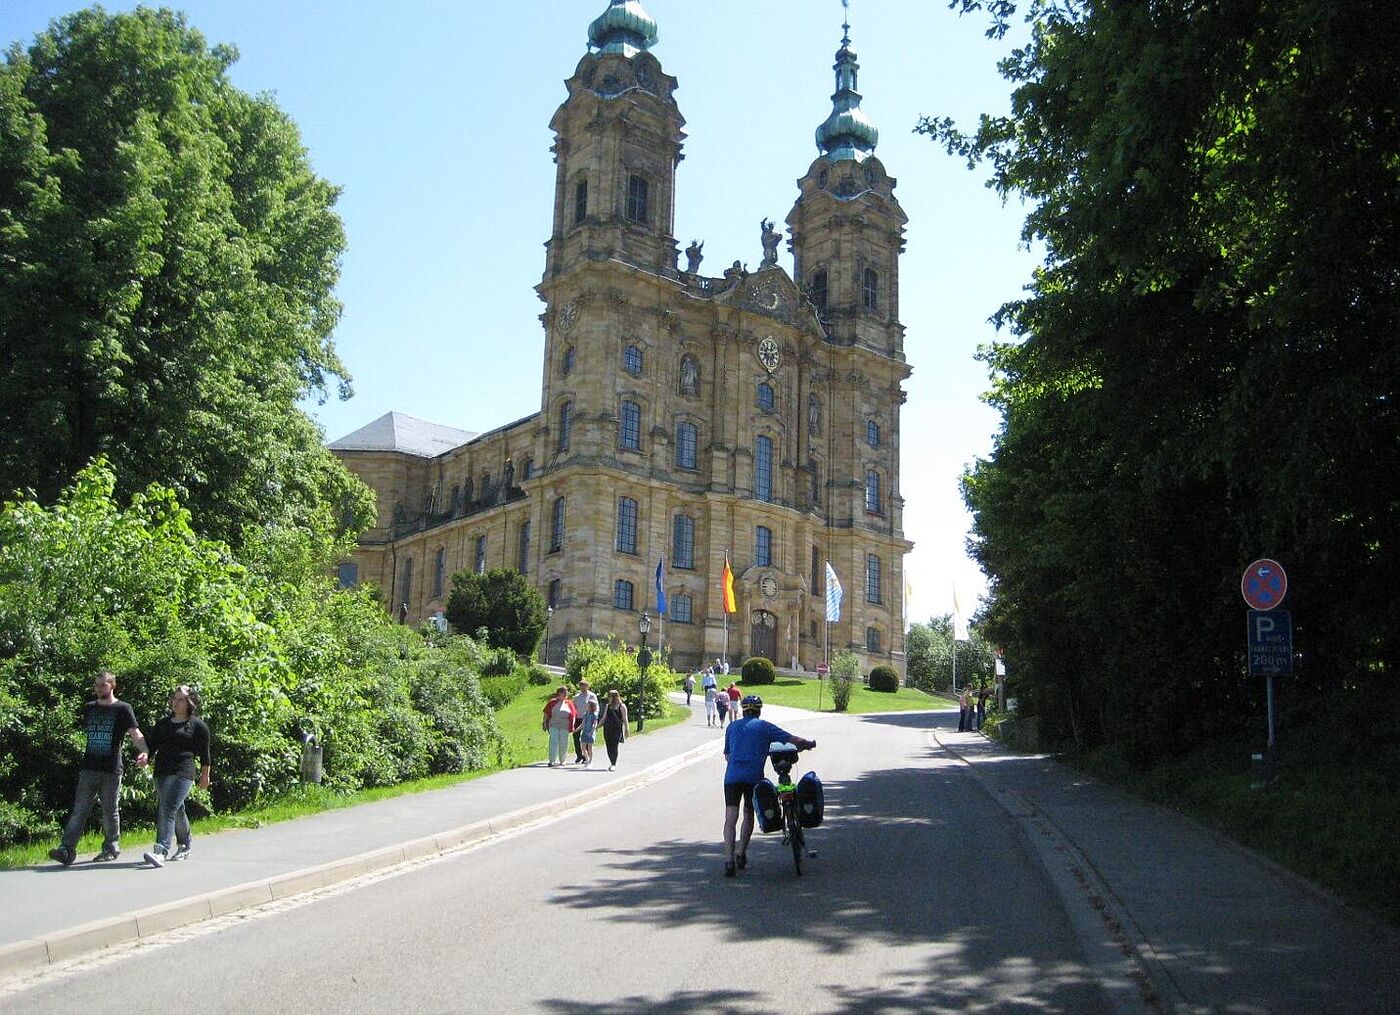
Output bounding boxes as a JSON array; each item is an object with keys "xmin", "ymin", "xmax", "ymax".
[{"xmin": 0, "ymin": 694, "xmax": 747, "ymax": 980}]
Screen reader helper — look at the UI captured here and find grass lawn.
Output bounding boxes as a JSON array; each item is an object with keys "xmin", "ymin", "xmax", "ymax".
[
  {"xmin": 0, "ymin": 688, "xmax": 686, "ymax": 870},
  {"xmin": 699, "ymin": 676, "xmax": 952, "ymax": 714}
]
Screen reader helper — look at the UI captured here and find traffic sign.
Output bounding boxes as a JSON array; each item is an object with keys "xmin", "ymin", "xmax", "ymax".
[
  {"xmin": 1241, "ymin": 559, "xmax": 1287, "ymax": 610},
  {"xmin": 816, "ymin": 663, "xmax": 829, "ymax": 677},
  {"xmin": 1247, "ymin": 609, "xmax": 1293, "ymax": 676}
]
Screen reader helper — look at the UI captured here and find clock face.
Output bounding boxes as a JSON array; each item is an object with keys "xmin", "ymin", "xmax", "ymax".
[
  {"xmin": 760, "ymin": 574, "xmax": 778, "ymax": 599},
  {"xmin": 758, "ymin": 337, "xmax": 780, "ymax": 371}
]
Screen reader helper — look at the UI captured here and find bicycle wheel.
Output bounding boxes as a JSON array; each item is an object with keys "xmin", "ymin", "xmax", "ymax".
[{"xmin": 786, "ymin": 802, "xmax": 803, "ymax": 876}]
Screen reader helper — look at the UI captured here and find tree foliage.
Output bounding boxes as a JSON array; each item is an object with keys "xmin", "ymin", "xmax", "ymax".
[
  {"xmin": 923, "ymin": 1, "xmax": 1400, "ymax": 761},
  {"xmin": 0, "ymin": 7, "xmax": 372, "ymax": 549},
  {"xmin": 905, "ymin": 615, "xmax": 995, "ymax": 694},
  {"xmin": 445, "ymin": 568, "xmax": 548, "ymax": 658}
]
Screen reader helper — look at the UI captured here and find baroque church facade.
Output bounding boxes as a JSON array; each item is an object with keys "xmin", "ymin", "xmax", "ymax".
[{"xmin": 330, "ymin": 1, "xmax": 912, "ymax": 674}]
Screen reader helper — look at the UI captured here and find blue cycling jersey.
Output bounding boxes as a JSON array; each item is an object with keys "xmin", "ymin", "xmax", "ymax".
[{"xmin": 723, "ymin": 717, "xmax": 795, "ymax": 784}]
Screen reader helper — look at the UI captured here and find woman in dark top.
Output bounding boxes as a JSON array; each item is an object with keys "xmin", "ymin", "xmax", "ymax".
[
  {"xmin": 601, "ymin": 688, "xmax": 628, "ymax": 772},
  {"xmin": 142, "ymin": 685, "xmax": 211, "ymax": 867}
]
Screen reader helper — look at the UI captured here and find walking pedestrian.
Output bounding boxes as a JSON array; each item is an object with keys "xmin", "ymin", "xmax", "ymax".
[
  {"xmin": 683, "ymin": 672, "xmax": 695, "ymax": 706},
  {"xmin": 601, "ymin": 689, "xmax": 628, "ymax": 770},
  {"xmin": 579, "ymin": 700, "xmax": 599, "ymax": 767},
  {"xmin": 48, "ymin": 670, "xmax": 150, "ymax": 866},
  {"xmin": 571, "ymin": 680, "xmax": 599, "ymax": 763},
  {"xmin": 958, "ymin": 686, "xmax": 973, "ymax": 731},
  {"xmin": 543, "ymin": 686, "xmax": 577, "ymax": 767},
  {"xmin": 142, "ymin": 684, "xmax": 211, "ymax": 867},
  {"xmin": 715, "ymin": 686, "xmax": 729, "ymax": 728},
  {"xmin": 976, "ymin": 684, "xmax": 989, "ymax": 730},
  {"xmin": 704, "ymin": 681, "xmax": 719, "ymax": 726},
  {"xmin": 726, "ymin": 682, "xmax": 741, "ymax": 722}
]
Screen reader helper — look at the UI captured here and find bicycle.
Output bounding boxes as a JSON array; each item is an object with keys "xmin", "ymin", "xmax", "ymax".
[{"xmin": 767, "ymin": 740, "xmax": 817, "ymax": 875}]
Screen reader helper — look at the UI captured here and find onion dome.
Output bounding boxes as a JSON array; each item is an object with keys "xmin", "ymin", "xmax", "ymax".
[
  {"xmin": 815, "ymin": 22, "xmax": 878, "ymax": 162},
  {"xmin": 587, "ymin": 0, "xmax": 659, "ymax": 57}
]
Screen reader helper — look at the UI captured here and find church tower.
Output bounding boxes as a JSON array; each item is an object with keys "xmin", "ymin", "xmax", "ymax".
[{"xmin": 543, "ymin": 0, "xmax": 684, "ymax": 279}]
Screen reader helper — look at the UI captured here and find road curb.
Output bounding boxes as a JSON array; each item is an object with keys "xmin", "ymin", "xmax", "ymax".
[{"xmin": 0, "ymin": 736, "xmax": 722, "ymax": 984}]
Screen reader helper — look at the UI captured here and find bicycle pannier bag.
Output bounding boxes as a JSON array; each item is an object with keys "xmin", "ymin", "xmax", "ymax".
[
  {"xmin": 796, "ymin": 771, "xmax": 824, "ymax": 828},
  {"xmin": 753, "ymin": 778, "xmax": 783, "ymax": 833}
]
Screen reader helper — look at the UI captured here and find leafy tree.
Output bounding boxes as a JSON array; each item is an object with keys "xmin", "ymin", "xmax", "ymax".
[
  {"xmin": 926, "ymin": 1, "xmax": 1400, "ymax": 760},
  {"xmin": 905, "ymin": 615, "xmax": 994, "ymax": 694},
  {"xmin": 445, "ymin": 568, "xmax": 547, "ymax": 658},
  {"xmin": 0, "ymin": 7, "xmax": 372, "ymax": 549}
]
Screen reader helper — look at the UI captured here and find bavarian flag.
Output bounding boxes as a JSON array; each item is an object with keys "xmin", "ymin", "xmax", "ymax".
[{"xmin": 721, "ymin": 557, "xmax": 736, "ymax": 614}]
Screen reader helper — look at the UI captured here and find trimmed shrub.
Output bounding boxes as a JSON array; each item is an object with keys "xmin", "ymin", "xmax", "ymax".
[
  {"xmin": 526, "ymin": 664, "xmax": 552, "ymax": 686},
  {"xmin": 869, "ymin": 665, "xmax": 899, "ymax": 692},
  {"xmin": 741, "ymin": 656, "xmax": 777, "ymax": 685}
]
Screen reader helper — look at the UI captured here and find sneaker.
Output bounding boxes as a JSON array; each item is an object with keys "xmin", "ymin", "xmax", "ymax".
[
  {"xmin": 48, "ymin": 846, "xmax": 75, "ymax": 867},
  {"xmin": 608, "ymin": 764, "xmax": 615, "ymax": 771},
  {"xmin": 736, "ymin": 852, "xmax": 748, "ymax": 870},
  {"xmin": 92, "ymin": 848, "xmax": 120, "ymax": 862},
  {"xmin": 724, "ymin": 861, "xmax": 737, "ymax": 878},
  {"xmin": 142, "ymin": 850, "xmax": 165, "ymax": 868},
  {"xmin": 171, "ymin": 844, "xmax": 191, "ymax": 862}
]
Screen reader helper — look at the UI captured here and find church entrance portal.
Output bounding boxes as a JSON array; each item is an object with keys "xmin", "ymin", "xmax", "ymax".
[{"xmin": 750, "ymin": 610, "xmax": 777, "ymax": 662}]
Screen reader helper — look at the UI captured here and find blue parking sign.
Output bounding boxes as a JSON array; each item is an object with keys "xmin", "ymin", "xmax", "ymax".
[{"xmin": 1247, "ymin": 610, "xmax": 1293, "ymax": 676}]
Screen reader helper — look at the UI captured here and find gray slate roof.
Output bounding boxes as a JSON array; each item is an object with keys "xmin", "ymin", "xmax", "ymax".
[{"xmin": 328, "ymin": 411, "xmax": 476, "ymax": 458}]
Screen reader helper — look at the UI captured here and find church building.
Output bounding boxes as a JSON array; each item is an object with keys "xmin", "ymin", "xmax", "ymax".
[{"xmin": 330, "ymin": 0, "xmax": 912, "ymax": 674}]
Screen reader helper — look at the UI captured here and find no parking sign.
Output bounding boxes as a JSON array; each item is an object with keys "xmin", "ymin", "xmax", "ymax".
[{"xmin": 1241, "ymin": 559, "xmax": 1287, "ymax": 610}]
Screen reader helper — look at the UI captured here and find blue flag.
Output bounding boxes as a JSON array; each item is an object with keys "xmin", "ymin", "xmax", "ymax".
[
  {"xmin": 655, "ymin": 556, "xmax": 668, "ymax": 615},
  {"xmin": 825, "ymin": 560, "xmax": 842, "ymax": 622}
]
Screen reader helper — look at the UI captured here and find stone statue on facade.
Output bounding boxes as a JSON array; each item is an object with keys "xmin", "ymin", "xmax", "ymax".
[
  {"xmin": 685, "ymin": 239, "xmax": 704, "ymax": 274},
  {"xmin": 503, "ymin": 458, "xmax": 515, "ymax": 491},
  {"xmin": 760, "ymin": 218, "xmax": 781, "ymax": 267},
  {"xmin": 680, "ymin": 355, "xmax": 699, "ymax": 396}
]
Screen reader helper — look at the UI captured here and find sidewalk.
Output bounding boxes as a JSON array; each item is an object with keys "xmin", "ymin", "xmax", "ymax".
[{"xmin": 0, "ymin": 694, "xmax": 759, "ymax": 981}]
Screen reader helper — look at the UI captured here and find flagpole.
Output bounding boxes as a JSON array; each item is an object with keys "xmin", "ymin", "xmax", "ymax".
[{"xmin": 722, "ymin": 547, "xmax": 730, "ymax": 666}]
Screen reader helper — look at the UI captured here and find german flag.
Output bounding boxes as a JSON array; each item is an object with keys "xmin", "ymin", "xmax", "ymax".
[{"xmin": 721, "ymin": 557, "xmax": 736, "ymax": 614}]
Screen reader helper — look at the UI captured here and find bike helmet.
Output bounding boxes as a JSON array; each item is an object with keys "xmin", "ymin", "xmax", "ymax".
[{"xmin": 740, "ymin": 694, "xmax": 763, "ymax": 711}]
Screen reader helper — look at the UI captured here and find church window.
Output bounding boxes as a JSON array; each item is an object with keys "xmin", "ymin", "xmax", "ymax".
[
  {"xmin": 627, "ymin": 174, "xmax": 649, "ymax": 223},
  {"xmin": 558, "ymin": 401, "xmax": 572, "ymax": 450},
  {"xmin": 672, "ymin": 593, "xmax": 693, "ymax": 623},
  {"xmin": 811, "ymin": 269, "xmax": 828, "ymax": 310},
  {"xmin": 518, "ymin": 521, "xmax": 531, "ymax": 573},
  {"xmin": 616, "ymin": 497, "xmax": 638, "ymax": 554},
  {"xmin": 562, "ymin": 346, "xmax": 575, "ymax": 376},
  {"xmin": 866, "ymin": 626, "xmax": 882, "ymax": 654},
  {"xmin": 550, "ymin": 497, "xmax": 566, "ymax": 553},
  {"xmin": 808, "ymin": 394, "xmax": 822, "ymax": 436},
  {"xmin": 614, "ymin": 579, "xmax": 635, "ymax": 611},
  {"xmin": 620, "ymin": 400, "xmax": 641, "ymax": 450},
  {"xmin": 433, "ymin": 547, "xmax": 446, "ymax": 598},
  {"xmin": 672, "ymin": 514, "xmax": 695, "ymax": 569},
  {"xmin": 474, "ymin": 535, "xmax": 487, "ymax": 574},
  {"xmin": 400, "ymin": 556, "xmax": 413, "ymax": 603},
  {"xmin": 522, "ymin": 458, "xmax": 534, "ymax": 481},
  {"xmin": 867, "ymin": 419, "xmax": 880, "ymax": 448},
  {"xmin": 866, "ymin": 554, "xmax": 883, "ymax": 604},
  {"xmin": 337, "ymin": 562, "xmax": 359, "ymax": 589},
  {"xmin": 756, "ymin": 382, "xmax": 774, "ymax": 412},
  {"xmin": 574, "ymin": 179, "xmax": 588, "ymax": 225},
  {"xmin": 863, "ymin": 268, "xmax": 879, "ymax": 311},
  {"xmin": 675, "ymin": 421, "xmax": 697, "ymax": 470},
  {"xmin": 623, "ymin": 344, "xmax": 643, "ymax": 376},
  {"xmin": 548, "ymin": 579, "xmax": 561, "ymax": 609},
  {"xmin": 755, "ymin": 435, "xmax": 773, "ymax": 502},
  {"xmin": 865, "ymin": 470, "xmax": 882, "ymax": 514},
  {"xmin": 810, "ymin": 545, "xmax": 820, "ymax": 599},
  {"xmin": 755, "ymin": 525, "xmax": 773, "ymax": 567}
]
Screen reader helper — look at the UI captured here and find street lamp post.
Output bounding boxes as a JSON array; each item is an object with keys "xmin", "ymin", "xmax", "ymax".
[
  {"xmin": 636, "ymin": 611, "xmax": 652, "ymax": 733},
  {"xmin": 544, "ymin": 606, "xmax": 554, "ymax": 666}
]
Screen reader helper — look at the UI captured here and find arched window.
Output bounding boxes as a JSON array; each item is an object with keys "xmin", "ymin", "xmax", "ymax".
[
  {"xmin": 548, "ymin": 578, "xmax": 561, "ymax": 609},
  {"xmin": 474, "ymin": 535, "xmax": 487, "ymax": 574},
  {"xmin": 400, "ymin": 556, "xmax": 414, "ymax": 603},
  {"xmin": 337, "ymin": 562, "xmax": 359, "ymax": 589},
  {"xmin": 627, "ymin": 175, "xmax": 649, "ymax": 223},
  {"xmin": 866, "ymin": 554, "xmax": 883, "ymax": 604},
  {"xmin": 672, "ymin": 514, "xmax": 695, "ymax": 569},
  {"xmin": 623, "ymin": 344, "xmax": 643, "ymax": 377},
  {"xmin": 614, "ymin": 579, "xmax": 635, "ymax": 610},
  {"xmin": 616, "ymin": 497, "xmax": 638, "ymax": 554},
  {"xmin": 522, "ymin": 458, "xmax": 534, "ymax": 481},
  {"xmin": 574, "ymin": 178, "xmax": 588, "ymax": 225},
  {"xmin": 867, "ymin": 419, "xmax": 880, "ymax": 448},
  {"xmin": 557, "ymin": 401, "xmax": 573, "ymax": 451},
  {"xmin": 679, "ymin": 354, "xmax": 700, "ymax": 396},
  {"xmin": 866, "ymin": 626, "xmax": 882, "ymax": 653},
  {"xmin": 811, "ymin": 268, "xmax": 828, "ymax": 310},
  {"xmin": 756, "ymin": 382, "xmax": 775, "ymax": 412},
  {"xmin": 865, "ymin": 470, "xmax": 882, "ymax": 514},
  {"xmin": 755, "ymin": 525, "xmax": 773, "ymax": 567},
  {"xmin": 810, "ymin": 545, "xmax": 821, "ymax": 599},
  {"xmin": 675, "ymin": 420, "xmax": 698, "ymax": 470},
  {"xmin": 863, "ymin": 267, "xmax": 879, "ymax": 310},
  {"xmin": 432, "ymin": 547, "xmax": 446, "ymax": 598},
  {"xmin": 518, "ymin": 521, "xmax": 531, "ymax": 573},
  {"xmin": 672, "ymin": 593, "xmax": 693, "ymax": 623},
  {"xmin": 755, "ymin": 435, "xmax": 773, "ymax": 503},
  {"xmin": 550, "ymin": 497, "xmax": 566, "ymax": 553},
  {"xmin": 619, "ymin": 400, "xmax": 641, "ymax": 450},
  {"xmin": 562, "ymin": 346, "xmax": 575, "ymax": 376}
]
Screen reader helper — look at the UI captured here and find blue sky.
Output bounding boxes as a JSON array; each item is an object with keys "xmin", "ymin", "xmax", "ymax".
[{"xmin": 1, "ymin": 1, "xmax": 1038, "ymax": 627}]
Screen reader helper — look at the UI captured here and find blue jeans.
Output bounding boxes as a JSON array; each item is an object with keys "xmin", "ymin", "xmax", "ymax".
[
  {"xmin": 60, "ymin": 769, "xmax": 122, "ymax": 853},
  {"xmin": 153, "ymin": 774, "xmax": 194, "ymax": 856}
]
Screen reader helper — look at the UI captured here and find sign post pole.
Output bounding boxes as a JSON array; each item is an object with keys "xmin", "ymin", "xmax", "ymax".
[{"xmin": 1242, "ymin": 559, "xmax": 1289, "ymax": 787}]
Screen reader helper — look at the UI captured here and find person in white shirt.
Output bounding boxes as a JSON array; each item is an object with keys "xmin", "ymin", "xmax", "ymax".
[{"xmin": 571, "ymin": 680, "xmax": 599, "ymax": 763}]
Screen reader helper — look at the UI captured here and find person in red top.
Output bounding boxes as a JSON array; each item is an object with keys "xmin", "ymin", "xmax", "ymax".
[
  {"xmin": 726, "ymin": 683, "xmax": 741, "ymax": 722},
  {"xmin": 542, "ymin": 686, "xmax": 578, "ymax": 768}
]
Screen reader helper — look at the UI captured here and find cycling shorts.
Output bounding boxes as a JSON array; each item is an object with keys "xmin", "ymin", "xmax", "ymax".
[{"xmin": 723, "ymin": 781, "xmax": 757, "ymax": 809}]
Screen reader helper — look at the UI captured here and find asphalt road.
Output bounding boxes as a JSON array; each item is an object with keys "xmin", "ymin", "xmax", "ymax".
[{"xmin": 9, "ymin": 710, "xmax": 1115, "ymax": 1014}]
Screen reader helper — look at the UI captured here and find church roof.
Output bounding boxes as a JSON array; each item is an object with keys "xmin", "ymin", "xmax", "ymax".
[
  {"xmin": 587, "ymin": 0, "xmax": 658, "ymax": 56},
  {"xmin": 328, "ymin": 411, "xmax": 476, "ymax": 458}
]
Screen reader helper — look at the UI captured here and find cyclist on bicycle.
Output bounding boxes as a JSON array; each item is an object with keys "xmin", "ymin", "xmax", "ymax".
[{"xmin": 721, "ymin": 694, "xmax": 815, "ymax": 878}]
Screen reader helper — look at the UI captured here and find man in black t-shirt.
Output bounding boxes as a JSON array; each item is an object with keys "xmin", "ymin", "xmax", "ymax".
[{"xmin": 48, "ymin": 670, "xmax": 149, "ymax": 865}]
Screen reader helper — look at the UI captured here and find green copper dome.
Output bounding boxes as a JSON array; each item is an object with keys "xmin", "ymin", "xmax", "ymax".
[
  {"xmin": 815, "ymin": 27, "xmax": 878, "ymax": 162},
  {"xmin": 587, "ymin": 0, "xmax": 659, "ymax": 57}
]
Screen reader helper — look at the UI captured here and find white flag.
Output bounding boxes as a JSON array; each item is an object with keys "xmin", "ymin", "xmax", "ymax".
[
  {"xmin": 952, "ymin": 584, "xmax": 969, "ymax": 642},
  {"xmin": 825, "ymin": 561, "xmax": 843, "ymax": 622}
]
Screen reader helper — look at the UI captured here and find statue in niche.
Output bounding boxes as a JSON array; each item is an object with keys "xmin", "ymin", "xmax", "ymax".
[
  {"xmin": 392, "ymin": 502, "xmax": 406, "ymax": 525},
  {"xmin": 685, "ymin": 239, "xmax": 704, "ymax": 274},
  {"xmin": 503, "ymin": 459, "xmax": 515, "ymax": 490},
  {"xmin": 760, "ymin": 218, "xmax": 781, "ymax": 267},
  {"xmin": 680, "ymin": 355, "xmax": 699, "ymax": 396},
  {"xmin": 808, "ymin": 394, "xmax": 822, "ymax": 435}
]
